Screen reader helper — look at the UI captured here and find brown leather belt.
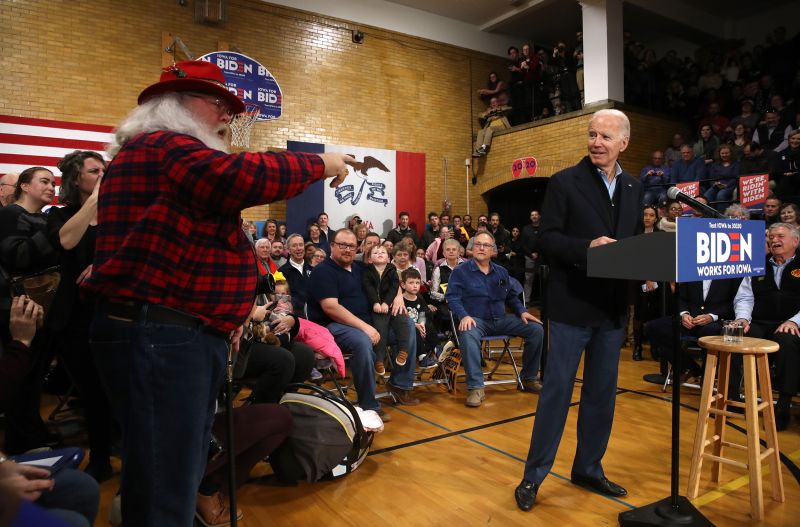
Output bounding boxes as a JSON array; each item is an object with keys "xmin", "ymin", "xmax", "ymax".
[{"xmin": 105, "ymin": 300, "xmax": 228, "ymax": 339}]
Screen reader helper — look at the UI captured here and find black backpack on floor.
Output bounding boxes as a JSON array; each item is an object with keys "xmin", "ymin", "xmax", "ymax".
[{"xmin": 269, "ymin": 383, "xmax": 374, "ymax": 483}]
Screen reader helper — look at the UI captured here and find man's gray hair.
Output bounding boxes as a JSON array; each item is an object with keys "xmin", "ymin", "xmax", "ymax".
[
  {"xmin": 255, "ymin": 238, "xmax": 271, "ymax": 250},
  {"xmin": 442, "ymin": 238, "xmax": 461, "ymax": 250},
  {"xmin": 285, "ymin": 233, "xmax": 304, "ymax": 246},
  {"xmin": 107, "ymin": 93, "xmax": 228, "ymax": 158},
  {"xmin": 723, "ymin": 204, "xmax": 750, "ymax": 220},
  {"xmin": 769, "ymin": 222, "xmax": 800, "ymax": 240},
  {"xmin": 590, "ymin": 109, "xmax": 630, "ymax": 139}
]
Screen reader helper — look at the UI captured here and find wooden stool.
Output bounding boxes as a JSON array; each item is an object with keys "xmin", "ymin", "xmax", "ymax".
[{"xmin": 687, "ymin": 336, "xmax": 784, "ymax": 520}]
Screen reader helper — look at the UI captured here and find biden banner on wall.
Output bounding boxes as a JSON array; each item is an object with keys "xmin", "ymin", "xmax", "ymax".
[
  {"xmin": 677, "ymin": 217, "xmax": 766, "ymax": 282},
  {"xmin": 285, "ymin": 141, "xmax": 426, "ymax": 238}
]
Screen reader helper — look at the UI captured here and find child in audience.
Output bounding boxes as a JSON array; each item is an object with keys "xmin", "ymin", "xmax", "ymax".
[
  {"xmin": 362, "ymin": 245, "xmax": 411, "ymax": 375},
  {"xmin": 401, "ymin": 268, "xmax": 440, "ymax": 367},
  {"xmin": 256, "ymin": 280, "xmax": 346, "ymax": 377}
]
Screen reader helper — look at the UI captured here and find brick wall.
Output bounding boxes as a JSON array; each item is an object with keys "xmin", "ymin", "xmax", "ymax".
[
  {"xmin": 1, "ymin": 1, "xmax": 688, "ymax": 226},
  {"xmin": 471, "ymin": 103, "xmax": 690, "ymax": 211}
]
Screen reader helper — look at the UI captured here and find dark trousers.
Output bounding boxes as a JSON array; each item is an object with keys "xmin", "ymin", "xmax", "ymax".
[
  {"xmin": 242, "ymin": 341, "xmax": 315, "ymax": 404},
  {"xmin": 36, "ymin": 468, "xmax": 100, "ymax": 527},
  {"xmin": 645, "ymin": 316, "xmax": 723, "ymax": 375},
  {"xmin": 371, "ymin": 312, "xmax": 412, "ymax": 363},
  {"xmin": 90, "ymin": 307, "xmax": 227, "ymax": 527},
  {"xmin": 524, "ymin": 318, "xmax": 624, "ymax": 485},
  {"xmin": 57, "ymin": 319, "xmax": 113, "ymax": 465},
  {"xmin": 201, "ymin": 404, "xmax": 291, "ymax": 492},
  {"xmin": 3, "ymin": 331, "xmax": 51, "ymax": 454},
  {"xmin": 745, "ymin": 322, "xmax": 800, "ymax": 396}
]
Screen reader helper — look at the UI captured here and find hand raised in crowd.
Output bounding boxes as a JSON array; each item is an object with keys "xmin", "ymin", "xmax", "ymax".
[
  {"xmin": 0, "ymin": 461, "xmax": 54, "ymax": 502},
  {"xmin": 9, "ymin": 295, "xmax": 43, "ymax": 347},
  {"xmin": 320, "ymin": 153, "xmax": 356, "ymax": 188}
]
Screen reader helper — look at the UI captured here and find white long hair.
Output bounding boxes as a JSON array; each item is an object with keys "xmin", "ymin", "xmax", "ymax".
[{"xmin": 107, "ymin": 93, "xmax": 228, "ymax": 158}]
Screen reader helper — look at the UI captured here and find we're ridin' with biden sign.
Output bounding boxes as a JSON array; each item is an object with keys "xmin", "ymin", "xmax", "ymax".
[{"xmin": 677, "ymin": 217, "xmax": 766, "ymax": 282}]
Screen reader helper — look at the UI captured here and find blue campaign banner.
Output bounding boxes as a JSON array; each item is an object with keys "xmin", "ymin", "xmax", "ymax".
[
  {"xmin": 676, "ymin": 217, "xmax": 766, "ymax": 282},
  {"xmin": 198, "ymin": 51, "xmax": 282, "ymax": 120}
]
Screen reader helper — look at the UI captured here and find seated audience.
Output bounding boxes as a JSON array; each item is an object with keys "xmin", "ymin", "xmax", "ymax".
[
  {"xmin": 310, "ymin": 247, "xmax": 326, "ymax": 267},
  {"xmin": 386, "ymin": 211, "xmax": 419, "ymax": 246},
  {"xmin": 278, "ymin": 234, "xmax": 313, "ymax": 315},
  {"xmin": 763, "ymin": 196, "xmax": 782, "ymax": 226},
  {"xmin": 424, "ymin": 226, "xmax": 450, "ymax": 264},
  {"xmin": 477, "ymin": 71, "xmax": 509, "ymax": 107},
  {"xmin": 730, "ymin": 99, "xmax": 759, "ymax": 134},
  {"xmin": 741, "ymin": 141, "xmax": 770, "ymax": 176},
  {"xmin": 671, "ymin": 144, "xmax": 707, "ymax": 184},
  {"xmin": 703, "ymin": 144, "xmax": 740, "ymax": 212},
  {"xmin": 401, "ymin": 268, "xmax": 440, "ymax": 367},
  {"xmin": 753, "ymin": 108, "xmax": 793, "ymax": 153},
  {"xmin": 774, "ymin": 129, "xmax": 800, "ymax": 200},
  {"xmin": 307, "ymin": 230, "xmax": 420, "ymax": 419},
  {"xmin": 445, "ymin": 231, "xmax": 544, "ymax": 407},
  {"xmin": 361, "ymin": 244, "xmax": 411, "ymax": 376},
  {"xmin": 733, "ymin": 223, "xmax": 800, "ymax": 430},
  {"xmin": 780, "ymin": 203, "xmax": 800, "ymax": 229},
  {"xmin": 639, "ymin": 150, "xmax": 670, "ymax": 205},
  {"xmin": 473, "ymin": 97, "xmax": 511, "ymax": 158},
  {"xmin": 354, "ymin": 232, "xmax": 381, "ymax": 262},
  {"xmin": 664, "ymin": 133, "xmax": 684, "ymax": 168},
  {"xmin": 255, "ymin": 238, "xmax": 277, "ymax": 274},
  {"xmin": 421, "ymin": 211, "xmax": 440, "ymax": 249},
  {"xmin": 658, "ymin": 199, "xmax": 682, "ymax": 232},
  {"xmin": 429, "ymin": 238, "xmax": 464, "ymax": 328},
  {"xmin": 270, "ymin": 239, "xmax": 287, "ymax": 267},
  {"xmin": 693, "ymin": 124, "xmax": 720, "ymax": 164}
]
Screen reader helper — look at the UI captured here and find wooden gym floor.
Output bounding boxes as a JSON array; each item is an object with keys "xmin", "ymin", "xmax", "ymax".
[{"xmin": 37, "ymin": 339, "xmax": 800, "ymax": 526}]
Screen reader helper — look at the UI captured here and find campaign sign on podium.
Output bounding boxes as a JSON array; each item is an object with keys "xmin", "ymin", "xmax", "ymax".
[{"xmin": 676, "ymin": 217, "xmax": 766, "ymax": 282}]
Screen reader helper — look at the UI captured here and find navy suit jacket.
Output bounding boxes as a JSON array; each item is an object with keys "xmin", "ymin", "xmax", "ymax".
[
  {"xmin": 677, "ymin": 279, "xmax": 741, "ymax": 320},
  {"xmin": 539, "ymin": 156, "xmax": 643, "ymax": 326}
]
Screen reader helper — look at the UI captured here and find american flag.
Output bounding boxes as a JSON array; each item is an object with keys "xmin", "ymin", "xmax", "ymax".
[{"xmin": 0, "ymin": 114, "xmax": 115, "ymax": 200}]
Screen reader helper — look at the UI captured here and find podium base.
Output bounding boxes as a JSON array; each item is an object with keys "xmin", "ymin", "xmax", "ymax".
[{"xmin": 618, "ymin": 496, "xmax": 715, "ymax": 527}]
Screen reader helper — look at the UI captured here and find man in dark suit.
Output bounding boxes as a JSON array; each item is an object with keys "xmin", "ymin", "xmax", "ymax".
[
  {"xmin": 516, "ymin": 109, "xmax": 643, "ymax": 511},
  {"xmin": 645, "ymin": 279, "xmax": 741, "ymax": 381}
]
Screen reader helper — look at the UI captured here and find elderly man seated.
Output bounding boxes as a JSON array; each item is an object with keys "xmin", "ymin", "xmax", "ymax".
[
  {"xmin": 445, "ymin": 231, "xmax": 544, "ymax": 407},
  {"xmin": 733, "ymin": 222, "xmax": 800, "ymax": 430}
]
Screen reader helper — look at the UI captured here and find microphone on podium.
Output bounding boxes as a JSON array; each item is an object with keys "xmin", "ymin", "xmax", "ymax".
[{"xmin": 666, "ymin": 186, "xmax": 724, "ymax": 219}]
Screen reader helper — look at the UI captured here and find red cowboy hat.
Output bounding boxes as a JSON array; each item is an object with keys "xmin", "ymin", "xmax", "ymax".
[{"xmin": 138, "ymin": 60, "xmax": 245, "ymax": 114}]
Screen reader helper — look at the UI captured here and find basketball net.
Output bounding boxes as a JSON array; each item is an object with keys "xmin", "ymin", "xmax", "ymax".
[{"xmin": 229, "ymin": 103, "xmax": 260, "ymax": 148}]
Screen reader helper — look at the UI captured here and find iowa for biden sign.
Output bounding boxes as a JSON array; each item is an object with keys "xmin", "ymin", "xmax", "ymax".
[{"xmin": 677, "ymin": 217, "xmax": 766, "ymax": 282}]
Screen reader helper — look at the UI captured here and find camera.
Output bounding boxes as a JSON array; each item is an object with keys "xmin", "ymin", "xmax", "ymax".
[{"xmin": 256, "ymin": 273, "xmax": 275, "ymax": 296}]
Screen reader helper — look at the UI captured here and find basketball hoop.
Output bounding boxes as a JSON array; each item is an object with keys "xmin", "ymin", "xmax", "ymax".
[{"xmin": 229, "ymin": 103, "xmax": 260, "ymax": 148}]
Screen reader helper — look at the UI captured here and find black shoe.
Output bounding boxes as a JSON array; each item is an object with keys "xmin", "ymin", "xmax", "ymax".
[
  {"xmin": 515, "ymin": 479, "xmax": 538, "ymax": 511},
  {"xmin": 633, "ymin": 345, "xmax": 643, "ymax": 361},
  {"xmin": 570, "ymin": 473, "xmax": 627, "ymax": 497}
]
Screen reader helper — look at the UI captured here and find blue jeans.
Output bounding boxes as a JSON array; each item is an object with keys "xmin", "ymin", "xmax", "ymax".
[
  {"xmin": 327, "ymin": 317, "xmax": 417, "ymax": 410},
  {"xmin": 523, "ymin": 318, "xmax": 624, "ymax": 485},
  {"xmin": 457, "ymin": 315, "xmax": 544, "ymax": 390},
  {"xmin": 704, "ymin": 185, "xmax": 735, "ymax": 212},
  {"xmin": 90, "ymin": 306, "xmax": 227, "ymax": 527},
  {"xmin": 37, "ymin": 468, "xmax": 99, "ymax": 527},
  {"xmin": 642, "ymin": 189, "xmax": 666, "ymax": 206}
]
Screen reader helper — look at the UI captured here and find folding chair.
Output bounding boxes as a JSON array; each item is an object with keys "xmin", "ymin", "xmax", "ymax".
[{"xmin": 449, "ymin": 311, "xmax": 524, "ymax": 391}]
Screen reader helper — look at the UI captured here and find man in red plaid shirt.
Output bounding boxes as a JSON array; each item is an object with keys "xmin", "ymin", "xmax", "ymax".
[{"xmin": 82, "ymin": 60, "xmax": 353, "ymax": 526}]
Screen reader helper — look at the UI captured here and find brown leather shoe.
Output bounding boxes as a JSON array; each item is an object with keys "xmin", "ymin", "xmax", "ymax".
[
  {"xmin": 196, "ymin": 492, "xmax": 243, "ymax": 527},
  {"xmin": 388, "ymin": 383, "xmax": 420, "ymax": 406}
]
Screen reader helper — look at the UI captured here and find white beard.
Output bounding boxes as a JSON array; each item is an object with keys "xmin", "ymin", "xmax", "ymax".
[{"xmin": 108, "ymin": 93, "xmax": 230, "ymax": 158}]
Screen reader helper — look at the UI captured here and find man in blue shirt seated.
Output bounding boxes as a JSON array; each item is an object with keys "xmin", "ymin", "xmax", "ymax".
[
  {"xmin": 306, "ymin": 229, "xmax": 418, "ymax": 421},
  {"xmin": 670, "ymin": 144, "xmax": 707, "ymax": 185},
  {"xmin": 445, "ymin": 231, "xmax": 544, "ymax": 407}
]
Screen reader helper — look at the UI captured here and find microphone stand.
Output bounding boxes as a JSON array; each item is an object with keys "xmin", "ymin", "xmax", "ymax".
[{"xmin": 619, "ymin": 210, "xmax": 716, "ymax": 527}]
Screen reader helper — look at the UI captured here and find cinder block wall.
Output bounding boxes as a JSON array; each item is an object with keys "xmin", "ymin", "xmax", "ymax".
[{"xmin": 1, "ymin": 1, "xmax": 688, "ymax": 225}]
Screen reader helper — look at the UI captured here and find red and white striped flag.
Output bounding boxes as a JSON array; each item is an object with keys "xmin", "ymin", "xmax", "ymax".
[{"xmin": 0, "ymin": 114, "xmax": 115, "ymax": 200}]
